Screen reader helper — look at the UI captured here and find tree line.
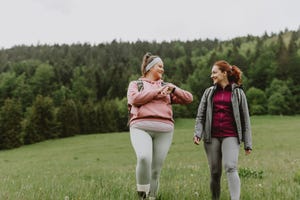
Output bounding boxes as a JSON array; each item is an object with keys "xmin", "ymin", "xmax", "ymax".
[{"xmin": 0, "ymin": 28, "xmax": 300, "ymax": 149}]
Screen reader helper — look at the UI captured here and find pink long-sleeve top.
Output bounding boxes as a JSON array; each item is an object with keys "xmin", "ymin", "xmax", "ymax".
[{"xmin": 127, "ymin": 78, "xmax": 193, "ymax": 126}]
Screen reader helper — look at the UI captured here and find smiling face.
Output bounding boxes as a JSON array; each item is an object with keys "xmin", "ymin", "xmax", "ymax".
[
  {"xmin": 148, "ymin": 61, "xmax": 164, "ymax": 80},
  {"xmin": 211, "ymin": 65, "xmax": 228, "ymax": 86}
]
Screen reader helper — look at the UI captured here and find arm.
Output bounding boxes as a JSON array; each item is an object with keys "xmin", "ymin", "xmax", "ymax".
[
  {"xmin": 239, "ymin": 89, "xmax": 253, "ymax": 153},
  {"xmin": 127, "ymin": 81, "xmax": 168, "ymax": 106},
  {"xmin": 167, "ymin": 83, "xmax": 193, "ymax": 104},
  {"xmin": 193, "ymin": 88, "xmax": 210, "ymax": 144}
]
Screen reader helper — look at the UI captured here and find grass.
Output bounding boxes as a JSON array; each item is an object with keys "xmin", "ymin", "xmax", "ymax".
[{"xmin": 0, "ymin": 116, "xmax": 299, "ymax": 199}]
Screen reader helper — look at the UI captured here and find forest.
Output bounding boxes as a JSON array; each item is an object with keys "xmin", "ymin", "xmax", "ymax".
[{"xmin": 0, "ymin": 28, "xmax": 299, "ymax": 149}]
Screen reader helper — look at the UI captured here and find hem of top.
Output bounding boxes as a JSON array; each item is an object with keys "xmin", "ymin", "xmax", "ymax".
[
  {"xmin": 211, "ymin": 135, "xmax": 238, "ymax": 138},
  {"xmin": 129, "ymin": 118, "xmax": 174, "ymax": 126}
]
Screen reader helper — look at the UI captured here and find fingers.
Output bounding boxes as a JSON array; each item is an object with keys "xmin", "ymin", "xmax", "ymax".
[
  {"xmin": 166, "ymin": 84, "xmax": 176, "ymax": 93},
  {"xmin": 159, "ymin": 85, "xmax": 171, "ymax": 95},
  {"xmin": 159, "ymin": 84, "xmax": 176, "ymax": 96},
  {"xmin": 167, "ymin": 87, "xmax": 173, "ymax": 93},
  {"xmin": 157, "ymin": 85, "xmax": 167, "ymax": 94},
  {"xmin": 193, "ymin": 136, "xmax": 200, "ymax": 145},
  {"xmin": 245, "ymin": 149, "xmax": 252, "ymax": 155},
  {"xmin": 162, "ymin": 86, "xmax": 169, "ymax": 94}
]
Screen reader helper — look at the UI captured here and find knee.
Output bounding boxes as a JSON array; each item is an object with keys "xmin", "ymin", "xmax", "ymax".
[
  {"xmin": 151, "ymin": 162, "xmax": 164, "ymax": 180},
  {"xmin": 224, "ymin": 163, "xmax": 237, "ymax": 173},
  {"xmin": 211, "ymin": 171, "xmax": 221, "ymax": 181},
  {"xmin": 151, "ymin": 168, "xmax": 161, "ymax": 180},
  {"xmin": 138, "ymin": 155, "xmax": 151, "ymax": 166},
  {"xmin": 210, "ymin": 164, "xmax": 222, "ymax": 178}
]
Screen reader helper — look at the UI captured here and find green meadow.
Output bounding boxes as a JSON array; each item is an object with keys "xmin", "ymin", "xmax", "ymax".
[{"xmin": 0, "ymin": 116, "xmax": 299, "ymax": 200}]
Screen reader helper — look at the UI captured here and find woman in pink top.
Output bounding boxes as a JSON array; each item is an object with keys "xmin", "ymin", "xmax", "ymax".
[{"xmin": 127, "ymin": 52, "xmax": 193, "ymax": 200}]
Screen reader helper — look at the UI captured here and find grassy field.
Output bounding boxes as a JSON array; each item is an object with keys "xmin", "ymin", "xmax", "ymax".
[{"xmin": 0, "ymin": 116, "xmax": 299, "ymax": 200}]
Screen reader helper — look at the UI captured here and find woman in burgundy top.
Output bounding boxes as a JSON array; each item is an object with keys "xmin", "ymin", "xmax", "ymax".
[{"xmin": 193, "ymin": 60, "xmax": 252, "ymax": 200}]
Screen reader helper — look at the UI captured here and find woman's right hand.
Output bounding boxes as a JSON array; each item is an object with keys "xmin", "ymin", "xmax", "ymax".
[
  {"xmin": 158, "ymin": 85, "xmax": 170, "ymax": 96},
  {"xmin": 193, "ymin": 136, "xmax": 201, "ymax": 145}
]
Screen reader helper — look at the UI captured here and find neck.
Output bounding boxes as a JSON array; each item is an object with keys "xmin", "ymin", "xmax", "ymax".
[
  {"xmin": 219, "ymin": 80, "xmax": 230, "ymax": 89},
  {"xmin": 145, "ymin": 73, "xmax": 159, "ymax": 81}
]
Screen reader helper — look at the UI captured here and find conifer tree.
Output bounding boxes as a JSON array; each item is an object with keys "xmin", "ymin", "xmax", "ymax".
[
  {"xmin": 57, "ymin": 99, "xmax": 80, "ymax": 137},
  {"xmin": 23, "ymin": 95, "xmax": 57, "ymax": 144},
  {"xmin": 0, "ymin": 98, "xmax": 23, "ymax": 149}
]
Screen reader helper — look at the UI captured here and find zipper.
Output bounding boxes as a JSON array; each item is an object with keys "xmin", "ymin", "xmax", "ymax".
[{"xmin": 220, "ymin": 88, "xmax": 225, "ymax": 132}]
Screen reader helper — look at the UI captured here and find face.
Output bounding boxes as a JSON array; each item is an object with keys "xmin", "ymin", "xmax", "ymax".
[
  {"xmin": 149, "ymin": 62, "xmax": 164, "ymax": 80},
  {"xmin": 211, "ymin": 65, "xmax": 227, "ymax": 85}
]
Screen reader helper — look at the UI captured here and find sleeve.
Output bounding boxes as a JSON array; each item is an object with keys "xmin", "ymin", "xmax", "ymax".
[
  {"xmin": 239, "ymin": 89, "xmax": 253, "ymax": 150},
  {"xmin": 194, "ymin": 89, "xmax": 209, "ymax": 138},
  {"xmin": 170, "ymin": 87, "xmax": 193, "ymax": 104},
  {"xmin": 127, "ymin": 81, "xmax": 158, "ymax": 107}
]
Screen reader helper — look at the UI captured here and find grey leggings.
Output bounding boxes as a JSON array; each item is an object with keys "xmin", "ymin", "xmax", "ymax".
[
  {"xmin": 130, "ymin": 127, "xmax": 173, "ymax": 197},
  {"xmin": 204, "ymin": 137, "xmax": 240, "ymax": 200}
]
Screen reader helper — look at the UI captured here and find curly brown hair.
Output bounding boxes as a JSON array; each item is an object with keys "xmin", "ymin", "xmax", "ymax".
[{"xmin": 214, "ymin": 60, "xmax": 243, "ymax": 85}]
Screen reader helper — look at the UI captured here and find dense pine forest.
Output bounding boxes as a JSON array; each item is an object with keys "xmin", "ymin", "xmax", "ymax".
[{"xmin": 0, "ymin": 28, "xmax": 299, "ymax": 149}]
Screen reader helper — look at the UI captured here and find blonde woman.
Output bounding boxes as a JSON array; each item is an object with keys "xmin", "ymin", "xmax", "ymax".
[{"xmin": 127, "ymin": 52, "xmax": 193, "ymax": 199}]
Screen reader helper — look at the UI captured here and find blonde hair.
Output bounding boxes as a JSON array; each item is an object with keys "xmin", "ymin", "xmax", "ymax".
[{"xmin": 140, "ymin": 52, "xmax": 160, "ymax": 77}]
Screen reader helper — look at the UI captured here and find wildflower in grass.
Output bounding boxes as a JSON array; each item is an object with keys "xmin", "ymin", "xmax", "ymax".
[{"xmin": 239, "ymin": 167, "xmax": 263, "ymax": 179}]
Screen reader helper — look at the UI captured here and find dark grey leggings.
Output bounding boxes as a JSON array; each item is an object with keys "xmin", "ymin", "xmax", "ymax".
[{"xmin": 204, "ymin": 137, "xmax": 240, "ymax": 200}]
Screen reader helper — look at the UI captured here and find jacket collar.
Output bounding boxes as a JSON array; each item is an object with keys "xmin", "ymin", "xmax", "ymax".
[
  {"xmin": 139, "ymin": 77, "xmax": 163, "ymax": 84},
  {"xmin": 213, "ymin": 82, "xmax": 242, "ymax": 91}
]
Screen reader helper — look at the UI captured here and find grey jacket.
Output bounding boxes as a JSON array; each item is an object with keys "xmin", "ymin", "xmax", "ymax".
[{"xmin": 194, "ymin": 83, "xmax": 252, "ymax": 150}]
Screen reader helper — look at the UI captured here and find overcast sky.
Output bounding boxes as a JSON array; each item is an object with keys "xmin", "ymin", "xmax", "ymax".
[{"xmin": 0, "ymin": 0, "xmax": 299, "ymax": 49}]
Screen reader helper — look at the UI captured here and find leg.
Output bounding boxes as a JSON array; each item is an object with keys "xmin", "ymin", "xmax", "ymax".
[
  {"xmin": 130, "ymin": 127, "xmax": 153, "ymax": 197},
  {"xmin": 204, "ymin": 138, "xmax": 222, "ymax": 200},
  {"xmin": 222, "ymin": 137, "xmax": 240, "ymax": 200},
  {"xmin": 149, "ymin": 131, "xmax": 173, "ymax": 198}
]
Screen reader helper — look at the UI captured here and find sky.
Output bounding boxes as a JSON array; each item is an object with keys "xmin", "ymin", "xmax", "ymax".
[{"xmin": 0, "ymin": 0, "xmax": 299, "ymax": 49}]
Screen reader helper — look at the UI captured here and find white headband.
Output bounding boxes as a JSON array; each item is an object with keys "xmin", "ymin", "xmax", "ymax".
[{"xmin": 145, "ymin": 57, "xmax": 162, "ymax": 72}]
